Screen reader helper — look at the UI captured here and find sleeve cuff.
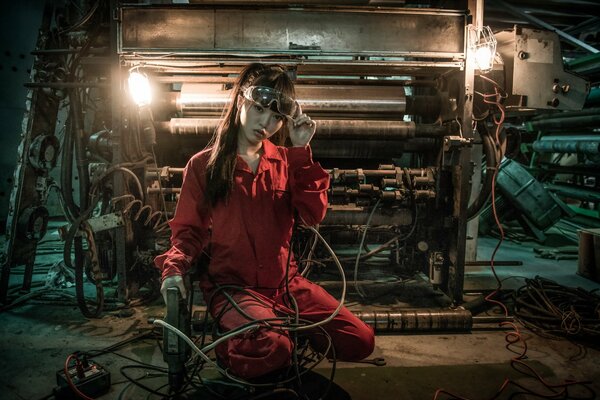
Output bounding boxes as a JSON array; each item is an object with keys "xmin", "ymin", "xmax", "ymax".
[
  {"xmin": 288, "ymin": 145, "xmax": 313, "ymax": 170},
  {"xmin": 154, "ymin": 247, "xmax": 193, "ymax": 279}
]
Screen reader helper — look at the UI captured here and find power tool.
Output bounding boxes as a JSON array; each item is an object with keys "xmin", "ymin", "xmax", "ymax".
[{"xmin": 164, "ymin": 286, "xmax": 191, "ymax": 390}]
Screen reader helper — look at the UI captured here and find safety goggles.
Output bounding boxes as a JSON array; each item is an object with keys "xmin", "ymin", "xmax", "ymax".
[{"xmin": 242, "ymin": 86, "xmax": 299, "ymax": 118}]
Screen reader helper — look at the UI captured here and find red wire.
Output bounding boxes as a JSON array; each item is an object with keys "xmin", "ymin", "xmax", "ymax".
[
  {"xmin": 64, "ymin": 354, "xmax": 95, "ymax": 400},
  {"xmin": 432, "ymin": 81, "xmax": 593, "ymax": 400}
]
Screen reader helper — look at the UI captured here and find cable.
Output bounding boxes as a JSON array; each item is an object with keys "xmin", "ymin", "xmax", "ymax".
[
  {"xmin": 433, "ymin": 78, "xmax": 595, "ymax": 400},
  {"xmin": 64, "ymin": 354, "xmax": 95, "ymax": 400},
  {"xmin": 293, "ymin": 225, "xmax": 346, "ymax": 331},
  {"xmin": 57, "ymin": 2, "xmax": 100, "ymax": 34},
  {"xmin": 153, "ymin": 226, "xmax": 345, "ymax": 394},
  {"xmin": 119, "ymin": 365, "xmax": 177, "ymax": 399},
  {"xmin": 111, "ymin": 195, "xmax": 169, "ymax": 233},
  {"xmin": 353, "ymin": 198, "xmax": 381, "ymax": 299},
  {"xmin": 514, "ymin": 277, "xmax": 600, "ymax": 337},
  {"xmin": 300, "ymin": 226, "xmax": 320, "ymax": 278},
  {"xmin": 466, "ymin": 122, "xmax": 500, "ymax": 220}
]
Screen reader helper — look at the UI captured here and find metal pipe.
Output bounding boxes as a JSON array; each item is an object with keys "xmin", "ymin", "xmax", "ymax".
[
  {"xmin": 531, "ymin": 107, "xmax": 600, "ymax": 121},
  {"xmin": 148, "ymin": 188, "xmax": 181, "ymax": 195},
  {"xmin": 526, "ymin": 114, "xmax": 600, "ymax": 131},
  {"xmin": 353, "ymin": 309, "xmax": 473, "ymax": 332},
  {"xmin": 536, "ymin": 163, "xmax": 600, "ymax": 177},
  {"xmin": 566, "ymin": 52, "xmax": 600, "ymax": 77},
  {"xmin": 532, "ymin": 140, "xmax": 600, "ymax": 155},
  {"xmin": 491, "ymin": 0, "xmax": 599, "ymax": 54},
  {"xmin": 545, "ymin": 183, "xmax": 600, "ymax": 202}
]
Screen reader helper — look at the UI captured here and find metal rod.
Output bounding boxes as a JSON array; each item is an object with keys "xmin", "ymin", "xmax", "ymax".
[
  {"xmin": 545, "ymin": 183, "xmax": 600, "ymax": 202},
  {"xmin": 465, "ymin": 260, "xmax": 523, "ymax": 266},
  {"xmin": 147, "ymin": 188, "xmax": 181, "ymax": 194},
  {"xmin": 536, "ymin": 163, "xmax": 600, "ymax": 177},
  {"xmin": 146, "ymin": 167, "xmax": 185, "ymax": 175},
  {"xmin": 531, "ymin": 107, "xmax": 600, "ymax": 121},
  {"xmin": 154, "ymin": 75, "xmax": 435, "ymax": 87},
  {"xmin": 25, "ymin": 82, "xmax": 110, "ymax": 88},
  {"xmin": 491, "ymin": 0, "xmax": 599, "ymax": 54},
  {"xmin": 472, "ymin": 316, "xmax": 514, "ymax": 324},
  {"xmin": 31, "ymin": 47, "xmax": 107, "ymax": 55},
  {"xmin": 526, "ymin": 114, "xmax": 600, "ymax": 131}
]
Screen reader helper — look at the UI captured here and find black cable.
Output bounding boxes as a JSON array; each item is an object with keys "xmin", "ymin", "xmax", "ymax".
[
  {"xmin": 205, "ymin": 287, "xmax": 334, "ymax": 387},
  {"xmin": 282, "ymin": 228, "xmax": 304, "ymax": 396},
  {"xmin": 63, "ymin": 159, "xmax": 151, "ymax": 318},
  {"xmin": 59, "ymin": 112, "xmax": 79, "ymax": 222},
  {"xmin": 84, "ymin": 329, "xmax": 159, "ymax": 358},
  {"xmin": 58, "ymin": 1, "xmax": 100, "ymax": 34},
  {"xmin": 69, "ymin": 88, "xmax": 91, "ymax": 210},
  {"xmin": 120, "ymin": 365, "xmax": 174, "ymax": 398},
  {"xmin": 467, "ymin": 121, "xmax": 499, "ymax": 220},
  {"xmin": 514, "ymin": 276, "xmax": 600, "ymax": 338}
]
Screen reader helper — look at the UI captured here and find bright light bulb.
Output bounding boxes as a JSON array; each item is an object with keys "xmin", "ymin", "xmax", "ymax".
[
  {"xmin": 128, "ymin": 71, "xmax": 152, "ymax": 106},
  {"xmin": 475, "ymin": 46, "xmax": 494, "ymax": 72}
]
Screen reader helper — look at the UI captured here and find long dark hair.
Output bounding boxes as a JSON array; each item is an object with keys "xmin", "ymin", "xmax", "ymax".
[{"xmin": 205, "ymin": 63, "xmax": 296, "ymax": 207}]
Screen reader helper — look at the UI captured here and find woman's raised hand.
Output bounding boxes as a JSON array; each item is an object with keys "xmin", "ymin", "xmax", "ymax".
[{"xmin": 287, "ymin": 104, "xmax": 316, "ymax": 147}]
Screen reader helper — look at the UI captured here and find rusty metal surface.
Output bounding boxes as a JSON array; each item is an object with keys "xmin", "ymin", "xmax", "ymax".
[
  {"xmin": 120, "ymin": 6, "xmax": 465, "ymax": 57},
  {"xmin": 496, "ymin": 27, "xmax": 590, "ymax": 110}
]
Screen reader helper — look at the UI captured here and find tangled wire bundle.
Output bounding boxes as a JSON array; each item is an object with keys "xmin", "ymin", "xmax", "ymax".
[{"xmin": 514, "ymin": 276, "xmax": 600, "ymax": 337}]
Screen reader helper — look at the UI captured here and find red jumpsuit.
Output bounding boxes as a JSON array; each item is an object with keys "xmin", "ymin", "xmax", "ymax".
[{"xmin": 155, "ymin": 139, "xmax": 374, "ymax": 379}]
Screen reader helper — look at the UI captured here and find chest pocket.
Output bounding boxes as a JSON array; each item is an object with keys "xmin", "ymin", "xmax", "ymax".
[
  {"xmin": 271, "ymin": 172, "xmax": 291, "ymax": 212},
  {"xmin": 272, "ymin": 181, "xmax": 290, "ymax": 201}
]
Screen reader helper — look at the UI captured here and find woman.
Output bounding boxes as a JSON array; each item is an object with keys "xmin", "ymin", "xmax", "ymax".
[{"xmin": 155, "ymin": 63, "xmax": 374, "ymax": 380}]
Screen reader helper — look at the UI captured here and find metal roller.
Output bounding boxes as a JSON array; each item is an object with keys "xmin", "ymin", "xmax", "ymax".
[
  {"xmin": 161, "ymin": 118, "xmax": 447, "ymax": 139},
  {"xmin": 353, "ymin": 309, "xmax": 473, "ymax": 333},
  {"xmin": 311, "ymin": 138, "xmax": 437, "ymax": 158},
  {"xmin": 532, "ymin": 140, "xmax": 600, "ymax": 155},
  {"xmin": 191, "ymin": 308, "xmax": 474, "ymax": 334},
  {"xmin": 176, "ymin": 83, "xmax": 407, "ymax": 117},
  {"xmin": 295, "ymin": 85, "xmax": 406, "ymax": 116}
]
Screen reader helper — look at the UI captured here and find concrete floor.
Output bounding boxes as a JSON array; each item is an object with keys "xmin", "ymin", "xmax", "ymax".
[{"xmin": 1, "ymin": 224, "xmax": 599, "ymax": 399}]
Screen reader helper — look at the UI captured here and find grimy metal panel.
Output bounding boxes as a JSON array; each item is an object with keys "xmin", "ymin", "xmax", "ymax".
[{"xmin": 120, "ymin": 7, "xmax": 465, "ymax": 57}]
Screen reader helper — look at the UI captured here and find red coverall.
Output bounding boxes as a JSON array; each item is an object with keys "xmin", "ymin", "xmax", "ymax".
[{"xmin": 155, "ymin": 139, "xmax": 374, "ymax": 379}]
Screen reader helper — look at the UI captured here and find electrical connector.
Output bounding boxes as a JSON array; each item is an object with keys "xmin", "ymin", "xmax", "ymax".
[{"xmin": 54, "ymin": 359, "xmax": 111, "ymax": 399}]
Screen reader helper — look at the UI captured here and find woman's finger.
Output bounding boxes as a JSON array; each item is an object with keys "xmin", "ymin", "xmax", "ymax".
[{"xmin": 294, "ymin": 115, "xmax": 311, "ymax": 126}]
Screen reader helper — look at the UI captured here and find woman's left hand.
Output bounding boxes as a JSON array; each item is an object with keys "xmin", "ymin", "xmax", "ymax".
[{"xmin": 288, "ymin": 105, "xmax": 316, "ymax": 147}]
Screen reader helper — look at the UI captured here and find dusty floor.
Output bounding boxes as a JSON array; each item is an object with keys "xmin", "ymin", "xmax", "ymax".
[{"xmin": 1, "ymin": 223, "xmax": 599, "ymax": 400}]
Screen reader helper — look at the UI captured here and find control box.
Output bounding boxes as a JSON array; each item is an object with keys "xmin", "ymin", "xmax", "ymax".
[{"xmin": 55, "ymin": 360, "xmax": 111, "ymax": 399}]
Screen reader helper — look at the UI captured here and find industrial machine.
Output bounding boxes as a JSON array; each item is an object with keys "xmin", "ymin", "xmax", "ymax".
[{"xmin": 1, "ymin": 0, "xmax": 589, "ymax": 318}]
